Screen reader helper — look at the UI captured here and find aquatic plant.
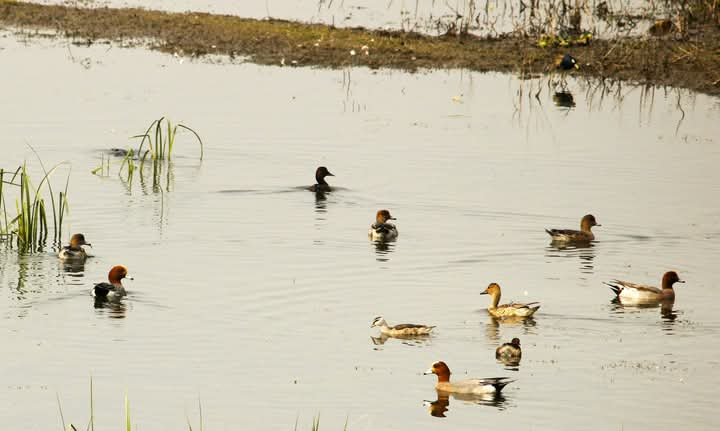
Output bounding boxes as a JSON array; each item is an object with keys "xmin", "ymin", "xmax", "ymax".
[
  {"xmin": 94, "ymin": 117, "xmax": 203, "ymax": 192},
  {"xmin": 0, "ymin": 153, "xmax": 70, "ymax": 252}
]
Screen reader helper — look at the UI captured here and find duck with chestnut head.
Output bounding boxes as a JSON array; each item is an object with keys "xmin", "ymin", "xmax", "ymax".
[
  {"xmin": 368, "ymin": 209, "xmax": 398, "ymax": 241},
  {"xmin": 605, "ymin": 271, "xmax": 684, "ymax": 304},
  {"xmin": 308, "ymin": 166, "xmax": 335, "ymax": 192},
  {"xmin": 93, "ymin": 265, "xmax": 132, "ymax": 300},
  {"xmin": 58, "ymin": 233, "xmax": 92, "ymax": 260},
  {"xmin": 424, "ymin": 361, "xmax": 513, "ymax": 395}
]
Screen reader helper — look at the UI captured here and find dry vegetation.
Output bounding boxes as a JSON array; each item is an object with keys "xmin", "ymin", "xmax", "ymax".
[{"xmin": 0, "ymin": 0, "xmax": 718, "ymax": 95}]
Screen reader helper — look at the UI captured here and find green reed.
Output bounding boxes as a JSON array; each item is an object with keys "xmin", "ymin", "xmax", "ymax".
[
  {"xmin": 0, "ymin": 156, "xmax": 70, "ymax": 252},
  {"xmin": 133, "ymin": 116, "xmax": 203, "ymax": 162}
]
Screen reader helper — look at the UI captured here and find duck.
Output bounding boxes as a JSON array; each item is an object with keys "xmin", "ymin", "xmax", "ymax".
[
  {"xmin": 368, "ymin": 210, "xmax": 398, "ymax": 241},
  {"xmin": 93, "ymin": 265, "xmax": 132, "ymax": 300},
  {"xmin": 604, "ymin": 271, "xmax": 684, "ymax": 304},
  {"xmin": 496, "ymin": 338, "xmax": 522, "ymax": 362},
  {"xmin": 545, "ymin": 214, "xmax": 600, "ymax": 243},
  {"xmin": 308, "ymin": 166, "xmax": 334, "ymax": 192},
  {"xmin": 424, "ymin": 361, "xmax": 514, "ymax": 395},
  {"xmin": 556, "ymin": 54, "xmax": 579, "ymax": 70},
  {"xmin": 480, "ymin": 283, "xmax": 540, "ymax": 318},
  {"xmin": 58, "ymin": 233, "xmax": 92, "ymax": 260},
  {"xmin": 371, "ymin": 316, "xmax": 435, "ymax": 336}
]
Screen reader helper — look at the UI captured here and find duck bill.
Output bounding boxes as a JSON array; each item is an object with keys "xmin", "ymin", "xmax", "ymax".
[
  {"xmin": 677, "ymin": 280, "xmax": 685, "ymax": 283},
  {"xmin": 126, "ymin": 276, "xmax": 134, "ymax": 281},
  {"xmin": 595, "ymin": 224, "xmax": 602, "ymax": 227},
  {"xmin": 85, "ymin": 243, "xmax": 93, "ymax": 247},
  {"xmin": 326, "ymin": 171, "xmax": 334, "ymax": 176},
  {"xmin": 574, "ymin": 63, "xmax": 580, "ymax": 69},
  {"xmin": 480, "ymin": 291, "xmax": 489, "ymax": 295},
  {"xmin": 423, "ymin": 369, "xmax": 435, "ymax": 375}
]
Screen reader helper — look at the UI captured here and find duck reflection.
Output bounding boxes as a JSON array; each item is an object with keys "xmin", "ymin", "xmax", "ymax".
[
  {"xmin": 545, "ymin": 242, "xmax": 596, "ymax": 274},
  {"xmin": 609, "ymin": 297, "xmax": 678, "ymax": 324},
  {"xmin": 423, "ymin": 390, "xmax": 508, "ymax": 417},
  {"xmin": 371, "ymin": 240, "xmax": 396, "ymax": 262},
  {"xmin": 370, "ymin": 333, "xmax": 432, "ymax": 347},
  {"xmin": 313, "ymin": 190, "xmax": 328, "ymax": 214},
  {"xmin": 484, "ymin": 315, "xmax": 537, "ymax": 344},
  {"xmin": 93, "ymin": 297, "xmax": 128, "ymax": 319},
  {"xmin": 553, "ymin": 90, "xmax": 576, "ymax": 108}
]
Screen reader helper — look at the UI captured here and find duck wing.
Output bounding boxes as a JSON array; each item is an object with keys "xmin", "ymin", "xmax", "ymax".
[
  {"xmin": 372, "ymin": 222, "xmax": 396, "ymax": 234},
  {"xmin": 93, "ymin": 282, "xmax": 114, "ymax": 298},
  {"xmin": 392, "ymin": 323, "xmax": 434, "ymax": 330},
  {"xmin": 461, "ymin": 377, "xmax": 515, "ymax": 392},
  {"xmin": 604, "ymin": 280, "xmax": 660, "ymax": 296},
  {"xmin": 499, "ymin": 301, "xmax": 540, "ymax": 310}
]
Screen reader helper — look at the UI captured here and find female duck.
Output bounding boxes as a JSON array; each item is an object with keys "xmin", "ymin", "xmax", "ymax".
[
  {"xmin": 496, "ymin": 338, "xmax": 522, "ymax": 362},
  {"xmin": 368, "ymin": 210, "xmax": 398, "ymax": 241},
  {"xmin": 605, "ymin": 271, "xmax": 684, "ymax": 304},
  {"xmin": 424, "ymin": 361, "xmax": 513, "ymax": 395},
  {"xmin": 308, "ymin": 166, "xmax": 334, "ymax": 192},
  {"xmin": 480, "ymin": 283, "xmax": 540, "ymax": 318},
  {"xmin": 58, "ymin": 233, "xmax": 91, "ymax": 260},
  {"xmin": 371, "ymin": 316, "xmax": 434, "ymax": 336},
  {"xmin": 546, "ymin": 214, "xmax": 600, "ymax": 243},
  {"xmin": 93, "ymin": 265, "xmax": 132, "ymax": 300}
]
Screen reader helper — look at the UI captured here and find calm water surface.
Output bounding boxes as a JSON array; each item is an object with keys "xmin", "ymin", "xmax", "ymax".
[{"xmin": 1, "ymin": 33, "xmax": 719, "ymax": 430}]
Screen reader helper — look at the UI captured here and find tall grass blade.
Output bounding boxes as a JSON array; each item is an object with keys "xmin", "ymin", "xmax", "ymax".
[
  {"xmin": 57, "ymin": 393, "xmax": 67, "ymax": 431},
  {"xmin": 177, "ymin": 124, "xmax": 204, "ymax": 160},
  {"xmin": 125, "ymin": 393, "xmax": 131, "ymax": 431},
  {"xmin": 90, "ymin": 377, "xmax": 94, "ymax": 431}
]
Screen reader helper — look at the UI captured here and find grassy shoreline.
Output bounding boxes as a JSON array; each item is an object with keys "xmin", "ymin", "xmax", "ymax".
[{"xmin": 1, "ymin": 0, "xmax": 719, "ymax": 95}]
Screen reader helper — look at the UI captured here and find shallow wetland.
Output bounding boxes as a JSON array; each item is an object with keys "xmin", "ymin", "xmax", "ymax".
[{"xmin": 1, "ymin": 1, "xmax": 720, "ymax": 430}]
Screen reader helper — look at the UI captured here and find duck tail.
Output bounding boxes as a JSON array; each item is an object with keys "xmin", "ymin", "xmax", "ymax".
[
  {"xmin": 545, "ymin": 229, "xmax": 555, "ymax": 237},
  {"xmin": 493, "ymin": 379, "xmax": 515, "ymax": 393},
  {"xmin": 603, "ymin": 281, "xmax": 622, "ymax": 297}
]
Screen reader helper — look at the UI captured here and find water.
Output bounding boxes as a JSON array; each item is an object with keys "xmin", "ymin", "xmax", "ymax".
[{"xmin": 1, "ymin": 32, "xmax": 720, "ymax": 431}]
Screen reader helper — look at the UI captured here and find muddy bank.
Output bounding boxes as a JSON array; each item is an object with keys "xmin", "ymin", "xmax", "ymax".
[{"xmin": 1, "ymin": 1, "xmax": 718, "ymax": 95}]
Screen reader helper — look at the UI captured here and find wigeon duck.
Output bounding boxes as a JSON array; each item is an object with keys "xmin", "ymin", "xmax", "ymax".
[
  {"xmin": 371, "ymin": 316, "xmax": 435, "ymax": 336},
  {"xmin": 556, "ymin": 54, "xmax": 579, "ymax": 70},
  {"xmin": 545, "ymin": 214, "xmax": 600, "ymax": 243},
  {"xmin": 424, "ymin": 361, "xmax": 514, "ymax": 395},
  {"xmin": 308, "ymin": 166, "xmax": 334, "ymax": 192},
  {"xmin": 605, "ymin": 271, "xmax": 684, "ymax": 304},
  {"xmin": 58, "ymin": 233, "xmax": 91, "ymax": 260},
  {"xmin": 93, "ymin": 265, "xmax": 132, "ymax": 299},
  {"xmin": 480, "ymin": 283, "xmax": 540, "ymax": 318},
  {"xmin": 496, "ymin": 338, "xmax": 522, "ymax": 364},
  {"xmin": 368, "ymin": 210, "xmax": 398, "ymax": 241}
]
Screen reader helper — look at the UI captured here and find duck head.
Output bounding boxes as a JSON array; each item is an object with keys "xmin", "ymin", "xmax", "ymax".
[
  {"xmin": 510, "ymin": 338, "xmax": 521, "ymax": 348},
  {"xmin": 315, "ymin": 166, "xmax": 334, "ymax": 185},
  {"xmin": 108, "ymin": 265, "xmax": 132, "ymax": 286},
  {"xmin": 370, "ymin": 316, "xmax": 387, "ymax": 328},
  {"xmin": 662, "ymin": 271, "xmax": 684, "ymax": 289},
  {"xmin": 580, "ymin": 214, "xmax": 600, "ymax": 231},
  {"xmin": 424, "ymin": 361, "xmax": 451, "ymax": 382},
  {"xmin": 480, "ymin": 283, "xmax": 501, "ymax": 296},
  {"xmin": 375, "ymin": 209, "xmax": 396, "ymax": 224},
  {"xmin": 69, "ymin": 233, "xmax": 91, "ymax": 248},
  {"xmin": 557, "ymin": 54, "xmax": 579, "ymax": 70}
]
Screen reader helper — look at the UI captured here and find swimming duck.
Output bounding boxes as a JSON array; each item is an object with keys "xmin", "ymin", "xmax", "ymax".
[
  {"xmin": 545, "ymin": 214, "xmax": 600, "ymax": 243},
  {"xmin": 93, "ymin": 265, "xmax": 132, "ymax": 300},
  {"xmin": 308, "ymin": 166, "xmax": 334, "ymax": 192},
  {"xmin": 424, "ymin": 361, "xmax": 514, "ymax": 395},
  {"xmin": 556, "ymin": 54, "xmax": 579, "ymax": 70},
  {"xmin": 605, "ymin": 271, "xmax": 684, "ymax": 304},
  {"xmin": 58, "ymin": 233, "xmax": 92, "ymax": 260},
  {"xmin": 496, "ymin": 338, "xmax": 522, "ymax": 362},
  {"xmin": 368, "ymin": 210, "xmax": 398, "ymax": 241},
  {"xmin": 480, "ymin": 283, "xmax": 540, "ymax": 318},
  {"xmin": 371, "ymin": 316, "xmax": 435, "ymax": 336}
]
